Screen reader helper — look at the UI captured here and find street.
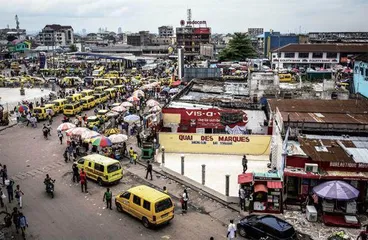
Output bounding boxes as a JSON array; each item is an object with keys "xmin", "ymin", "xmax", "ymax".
[{"xmin": 0, "ymin": 113, "xmax": 228, "ymax": 240}]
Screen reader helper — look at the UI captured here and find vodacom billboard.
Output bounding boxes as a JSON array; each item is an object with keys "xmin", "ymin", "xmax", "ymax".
[{"xmin": 159, "ymin": 133, "xmax": 271, "ymax": 155}]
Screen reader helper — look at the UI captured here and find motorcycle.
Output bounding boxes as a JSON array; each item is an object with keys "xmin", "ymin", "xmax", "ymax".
[{"xmin": 45, "ymin": 179, "xmax": 55, "ymax": 198}]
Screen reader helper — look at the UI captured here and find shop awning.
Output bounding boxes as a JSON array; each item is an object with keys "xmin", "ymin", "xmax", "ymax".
[
  {"xmin": 267, "ymin": 181, "xmax": 283, "ymax": 189},
  {"xmin": 238, "ymin": 173, "xmax": 253, "ymax": 184},
  {"xmin": 254, "ymin": 183, "xmax": 268, "ymax": 193}
]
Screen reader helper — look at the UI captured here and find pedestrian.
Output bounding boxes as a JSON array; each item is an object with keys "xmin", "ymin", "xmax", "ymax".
[
  {"xmin": 132, "ymin": 152, "xmax": 138, "ymax": 165},
  {"xmin": 58, "ymin": 130, "xmax": 63, "ymax": 144},
  {"xmin": 122, "ymin": 142, "xmax": 127, "ymax": 158},
  {"xmin": 63, "ymin": 149, "xmax": 69, "ymax": 162},
  {"xmin": 12, "ymin": 207, "xmax": 20, "ymax": 234},
  {"xmin": 72, "ymin": 164, "xmax": 79, "ymax": 183},
  {"xmin": 129, "ymin": 147, "xmax": 134, "ymax": 164},
  {"xmin": 1, "ymin": 165, "xmax": 7, "ymax": 185},
  {"xmin": 227, "ymin": 220, "xmax": 237, "ymax": 240},
  {"xmin": 103, "ymin": 188, "xmax": 112, "ymax": 210},
  {"xmin": 0, "ymin": 188, "xmax": 4, "ymax": 208},
  {"xmin": 18, "ymin": 212, "xmax": 28, "ymax": 239},
  {"xmin": 182, "ymin": 189, "xmax": 189, "ymax": 213},
  {"xmin": 136, "ymin": 133, "xmax": 142, "ymax": 147},
  {"xmin": 242, "ymin": 155, "xmax": 248, "ymax": 173},
  {"xmin": 239, "ymin": 186, "xmax": 246, "ymax": 211},
  {"xmin": 67, "ymin": 145, "xmax": 73, "ymax": 161},
  {"xmin": 80, "ymin": 169, "xmax": 88, "ymax": 193},
  {"xmin": 163, "ymin": 186, "xmax": 168, "ymax": 194},
  {"xmin": 145, "ymin": 161, "xmax": 153, "ymax": 180},
  {"xmin": 14, "ymin": 185, "xmax": 24, "ymax": 209},
  {"xmin": 6, "ymin": 179, "xmax": 14, "ymax": 203}
]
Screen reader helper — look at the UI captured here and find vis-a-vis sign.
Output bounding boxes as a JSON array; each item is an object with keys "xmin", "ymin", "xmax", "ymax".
[{"xmin": 159, "ymin": 133, "xmax": 271, "ymax": 155}]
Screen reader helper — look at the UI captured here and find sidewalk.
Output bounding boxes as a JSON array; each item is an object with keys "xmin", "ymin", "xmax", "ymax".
[{"xmin": 0, "ymin": 113, "xmax": 17, "ymax": 132}]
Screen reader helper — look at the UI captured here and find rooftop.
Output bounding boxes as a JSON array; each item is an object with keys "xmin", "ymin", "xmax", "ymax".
[
  {"xmin": 43, "ymin": 24, "xmax": 73, "ymax": 31},
  {"xmin": 273, "ymin": 43, "xmax": 368, "ymax": 53}
]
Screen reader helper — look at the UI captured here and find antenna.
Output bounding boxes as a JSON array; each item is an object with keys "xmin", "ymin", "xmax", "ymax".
[
  {"xmin": 15, "ymin": 15, "xmax": 20, "ymax": 38},
  {"xmin": 187, "ymin": 9, "xmax": 192, "ymax": 24}
]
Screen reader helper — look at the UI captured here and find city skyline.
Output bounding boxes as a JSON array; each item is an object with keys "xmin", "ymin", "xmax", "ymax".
[{"xmin": 0, "ymin": 0, "xmax": 367, "ymax": 34}]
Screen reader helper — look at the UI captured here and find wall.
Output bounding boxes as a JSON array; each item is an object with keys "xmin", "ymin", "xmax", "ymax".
[
  {"xmin": 354, "ymin": 61, "xmax": 368, "ymax": 98},
  {"xmin": 159, "ymin": 132, "xmax": 271, "ymax": 155}
]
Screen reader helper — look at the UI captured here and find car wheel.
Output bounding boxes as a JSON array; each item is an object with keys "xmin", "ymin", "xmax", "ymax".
[
  {"xmin": 97, "ymin": 178, "xmax": 103, "ymax": 186},
  {"xmin": 116, "ymin": 203, "xmax": 123, "ymax": 212},
  {"xmin": 142, "ymin": 217, "xmax": 150, "ymax": 228},
  {"xmin": 239, "ymin": 227, "xmax": 247, "ymax": 237}
]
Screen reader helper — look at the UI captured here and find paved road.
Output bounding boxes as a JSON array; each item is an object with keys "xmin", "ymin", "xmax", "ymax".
[{"xmin": 0, "ymin": 114, "xmax": 228, "ymax": 240}]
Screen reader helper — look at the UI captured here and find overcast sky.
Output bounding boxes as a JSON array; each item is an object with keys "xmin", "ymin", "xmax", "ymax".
[{"xmin": 0, "ymin": 0, "xmax": 367, "ymax": 34}]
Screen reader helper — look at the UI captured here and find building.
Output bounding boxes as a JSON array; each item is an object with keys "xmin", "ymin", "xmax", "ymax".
[
  {"xmin": 91, "ymin": 45, "xmax": 169, "ymax": 57},
  {"xmin": 353, "ymin": 54, "xmax": 368, "ymax": 98},
  {"xmin": 0, "ymin": 28, "xmax": 26, "ymax": 41},
  {"xmin": 199, "ymin": 43, "xmax": 214, "ymax": 59},
  {"xmin": 127, "ymin": 31, "xmax": 151, "ymax": 46},
  {"xmin": 38, "ymin": 24, "xmax": 74, "ymax": 46},
  {"xmin": 271, "ymin": 43, "xmax": 368, "ymax": 69},
  {"xmin": 309, "ymin": 32, "xmax": 368, "ymax": 43},
  {"xmin": 158, "ymin": 26, "xmax": 173, "ymax": 37},
  {"xmin": 248, "ymin": 28, "xmax": 264, "ymax": 38},
  {"xmin": 263, "ymin": 31, "xmax": 300, "ymax": 58},
  {"xmin": 176, "ymin": 20, "xmax": 211, "ymax": 59},
  {"xmin": 150, "ymin": 36, "xmax": 172, "ymax": 46}
]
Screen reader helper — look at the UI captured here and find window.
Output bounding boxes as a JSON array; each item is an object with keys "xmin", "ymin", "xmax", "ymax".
[
  {"xmin": 361, "ymin": 68, "xmax": 365, "ymax": 75},
  {"xmin": 312, "ymin": 52, "xmax": 323, "ymax": 58},
  {"xmin": 284, "ymin": 52, "xmax": 295, "ymax": 58},
  {"xmin": 120, "ymin": 192, "xmax": 130, "ymax": 200},
  {"xmin": 133, "ymin": 195, "xmax": 141, "ymax": 206},
  {"xmin": 77, "ymin": 158, "xmax": 85, "ymax": 165},
  {"xmin": 155, "ymin": 198, "xmax": 173, "ymax": 213},
  {"xmin": 326, "ymin": 52, "xmax": 337, "ymax": 59},
  {"xmin": 94, "ymin": 163, "xmax": 104, "ymax": 172},
  {"xmin": 143, "ymin": 200, "xmax": 151, "ymax": 211},
  {"xmin": 107, "ymin": 163, "xmax": 121, "ymax": 173},
  {"xmin": 298, "ymin": 52, "xmax": 309, "ymax": 58},
  {"xmin": 88, "ymin": 162, "xmax": 92, "ymax": 167},
  {"xmin": 365, "ymin": 68, "xmax": 368, "ymax": 77},
  {"xmin": 355, "ymin": 66, "xmax": 359, "ymax": 73}
]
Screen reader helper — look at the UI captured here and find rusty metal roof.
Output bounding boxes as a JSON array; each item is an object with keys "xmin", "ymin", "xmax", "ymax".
[
  {"xmin": 268, "ymin": 99, "xmax": 368, "ymax": 114},
  {"xmin": 273, "ymin": 43, "xmax": 368, "ymax": 53},
  {"xmin": 280, "ymin": 112, "xmax": 368, "ymax": 125}
]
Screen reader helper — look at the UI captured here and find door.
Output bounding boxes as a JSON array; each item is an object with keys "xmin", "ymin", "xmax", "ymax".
[
  {"xmin": 131, "ymin": 194, "xmax": 143, "ymax": 219},
  {"xmin": 119, "ymin": 192, "xmax": 131, "ymax": 213}
]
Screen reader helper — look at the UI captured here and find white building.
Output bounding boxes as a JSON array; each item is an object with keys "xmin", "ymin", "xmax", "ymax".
[
  {"xmin": 38, "ymin": 24, "xmax": 74, "ymax": 46},
  {"xmin": 158, "ymin": 26, "xmax": 174, "ymax": 37}
]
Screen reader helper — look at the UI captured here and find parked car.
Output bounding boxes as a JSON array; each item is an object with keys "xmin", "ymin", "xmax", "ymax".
[{"xmin": 237, "ymin": 214, "xmax": 297, "ymax": 240}]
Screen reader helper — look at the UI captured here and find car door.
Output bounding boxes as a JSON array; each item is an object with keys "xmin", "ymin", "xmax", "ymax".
[
  {"xmin": 119, "ymin": 191, "xmax": 131, "ymax": 214},
  {"xmin": 250, "ymin": 222, "xmax": 267, "ymax": 240},
  {"xmin": 131, "ymin": 194, "xmax": 143, "ymax": 219}
]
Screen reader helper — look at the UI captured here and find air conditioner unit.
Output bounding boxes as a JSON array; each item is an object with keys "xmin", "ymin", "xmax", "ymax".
[{"xmin": 305, "ymin": 163, "xmax": 318, "ymax": 173}]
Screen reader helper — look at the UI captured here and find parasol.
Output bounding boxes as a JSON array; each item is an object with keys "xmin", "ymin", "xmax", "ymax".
[
  {"xmin": 146, "ymin": 99, "xmax": 159, "ymax": 107},
  {"xmin": 169, "ymin": 88, "xmax": 179, "ymax": 94},
  {"xmin": 92, "ymin": 136, "xmax": 112, "ymax": 147},
  {"xmin": 104, "ymin": 128, "xmax": 121, "ymax": 136},
  {"xmin": 149, "ymin": 106, "xmax": 161, "ymax": 112},
  {"xmin": 133, "ymin": 90, "xmax": 144, "ymax": 97},
  {"xmin": 81, "ymin": 130, "xmax": 100, "ymax": 140},
  {"xmin": 108, "ymin": 134, "xmax": 128, "ymax": 144},
  {"xmin": 121, "ymin": 101, "xmax": 133, "ymax": 107},
  {"xmin": 124, "ymin": 114, "xmax": 140, "ymax": 123},
  {"xmin": 111, "ymin": 106, "xmax": 127, "ymax": 113},
  {"xmin": 18, "ymin": 105, "xmax": 28, "ymax": 113},
  {"xmin": 57, "ymin": 123, "xmax": 76, "ymax": 131},
  {"xmin": 66, "ymin": 127, "xmax": 90, "ymax": 136},
  {"xmin": 313, "ymin": 180, "xmax": 359, "ymax": 200},
  {"xmin": 127, "ymin": 96, "xmax": 139, "ymax": 102}
]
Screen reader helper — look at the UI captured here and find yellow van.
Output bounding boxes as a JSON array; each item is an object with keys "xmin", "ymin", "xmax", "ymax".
[
  {"xmin": 10, "ymin": 62, "xmax": 20, "ymax": 70},
  {"xmin": 114, "ymin": 85, "xmax": 124, "ymax": 93},
  {"xmin": 81, "ymin": 89, "xmax": 95, "ymax": 97},
  {"xmin": 104, "ymin": 88, "xmax": 117, "ymax": 99},
  {"xmin": 101, "ymin": 93, "xmax": 109, "ymax": 103},
  {"xmin": 278, "ymin": 73, "xmax": 292, "ymax": 82},
  {"xmin": 97, "ymin": 110, "xmax": 109, "ymax": 121},
  {"xmin": 80, "ymin": 96, "xmax": 96, "ymax": 110},
  {"xmin": 52, "ymin": 99, "xmax": 67, "ymax": 113},
  {"xmin": 86, "ymin": 116, "xmax": 100, "ymax": 129},
  {"xmin": 33, "ymin": 106, "xmax": 51, "ymax": 120},
  {"xmin": 93, "ymin": 79, "xmax": 113, "ymax": 87},
  {"xmin": 61, "ymin": 77, "xmax": 82, "ymax": 87},
  {"xmin": 67, "ymin": 93, "xmax": 83, "ymax": 103},
  {"xmin": 93, "ymin": 94, "xmax": 103, "ymax": 104},
  {"xmin": 76, "ymin": 154, "xmax": 123, "ymax": 185},
  {"xmin": 115, "ymin": 185, "xmax": 174, "ymax": 228},
  {"xmin": 94, "ymin": 86, "xmax": 108, "ymax": 93},
  {"xmin": 44, "ymin": 103, "xmax": 57, "ymax": 116},
  {"xmin": 63, "ymin": 102, "xmax": 82, "ymax": 116}
]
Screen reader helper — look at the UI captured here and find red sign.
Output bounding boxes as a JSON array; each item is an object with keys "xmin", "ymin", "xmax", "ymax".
[
  {"xmin": 163, "ymin": 108, "xmax": 248, "ymax": 128},
  {"xmin": 187, "ymin": 20, "xmax": 207, "ymax": 25},
  {"xmin": 329, "ymin": 162, "xmax": 368, "ymax": 169},
  {"xmin": 193, "ymin": 28, "xmax": 210, "ymax": 34}
]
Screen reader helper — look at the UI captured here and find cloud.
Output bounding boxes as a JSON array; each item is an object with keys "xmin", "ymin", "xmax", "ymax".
[{"xmin": 0, "ymin": 0, "xmax": 366, "ymax": 33}]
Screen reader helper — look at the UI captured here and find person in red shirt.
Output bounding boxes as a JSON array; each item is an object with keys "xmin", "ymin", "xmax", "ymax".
[{"xmin": 80, "ymin": 169, "xmax": 88, "ymax": 193}]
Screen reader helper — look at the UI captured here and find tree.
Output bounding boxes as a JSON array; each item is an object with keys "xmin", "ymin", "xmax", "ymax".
[
  {"xmin": 218, "ymin": 33, "xmax": 257, "ymax": 61},
  {"xmin": 69, "ymin": 44, "xmax": 78, "ymax": 52}
]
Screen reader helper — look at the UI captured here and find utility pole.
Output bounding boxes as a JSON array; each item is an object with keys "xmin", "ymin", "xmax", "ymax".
[{"xmin": 15, "ymin": 15, "xmax": 20, "ymax": 39}]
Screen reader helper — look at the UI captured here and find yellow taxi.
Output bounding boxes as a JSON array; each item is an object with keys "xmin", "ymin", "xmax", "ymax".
[
  {"xmin": 32, "ymin": 106, "xmax": 51, "ymax": 120},
  {"xmin": 113, "ymin": 85, "xmax": 124, "ymax": 93},
  {"xmin": 86, "ymin": 116, "xmax": 100, "ymax": 129},
  {"xmin": 115, "ymin": 185, "xmax": 174, "ymax": 228},
  {"xmin": 67, "ymin": 93, "xmax": 83, "ymax": 103},
  {"xmin": 96, "ymin": 110, "xmax": 109, "ymax": 121},
  {"xmin": 76, "ymin": 154, "xmax": 123, "ymax": 185},
  {"xmin": 52, "ymin": 99, "xmax": 67, "ymax": 113},
  {"xmin": 80, "ymin": 96, "xmax": 96, "ymax": 110},
  {"xmin": 104, "ymin": 88, "xmax": 117, "ymax": 99},
  {"xmin": 81, "ymin": 89, "xmax": 95, "ymax": 97},
  {"xmin": 93, "ymin": 94, "xmax": 103, "ymax": 104},
  {"xmin": 44, "ymin": 103, "xmax": 57, "ymax": 116},
  {"xmin": 63, "ymin": 102, "xmax": 82, "ymax": 116},
  {"xmin": 94, "ymin": 86, "xmax": 108, "ymax": 93}
]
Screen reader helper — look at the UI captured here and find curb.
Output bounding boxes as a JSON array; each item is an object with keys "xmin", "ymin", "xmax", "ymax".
[{"xmin": 0, "ymin": 123, "xmax": 17, "ymax": 132}]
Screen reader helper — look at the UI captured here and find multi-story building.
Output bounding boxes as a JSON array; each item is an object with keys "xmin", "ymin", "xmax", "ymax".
[
  {"xmin": 0, "ymin": 28, "xmax": 27, "ymax": 41},
  {"xmin": 127, "ymin": 31, "xmax": 151, "ymax": 46},
  {"xmin": 150, "ymin": 36, "xmax": 172, "ymax": 46},
  {"xmin": 176, "ymin": 21, "xmax": 211, "ymax": 59},
  {"xmin": 38, "ymin": 24, "xmax": 74, "ymax": 46},
  {"xmin": 309, "ymin": 32, "xmax": 368, "ymax": 43},
  {"xmin": 158, "ymin": 26, "xmax": 174, "ymax": 37},
  {"xmin": 248, "ymin": 28, "xmax": 264, "ymax": 38}
]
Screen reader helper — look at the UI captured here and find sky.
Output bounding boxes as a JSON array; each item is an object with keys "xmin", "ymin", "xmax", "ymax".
[{"xmin": 0, "ymin": 0, "xmax": 367, "ymax": 34}]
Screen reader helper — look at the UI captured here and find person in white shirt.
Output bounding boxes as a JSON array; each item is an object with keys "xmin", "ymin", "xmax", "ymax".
[{"xmin": 227, "ymin": 219, "xmax": 237, "ymax": 239}]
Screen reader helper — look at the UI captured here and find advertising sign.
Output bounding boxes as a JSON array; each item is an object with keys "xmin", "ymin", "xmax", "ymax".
[
  {"xmin": 159, "ymin": 133, "xmax": 271, "ymax": 155},
  {"xmin": 193, "ymin": 28, "xmax": 211, "ymax": 34}
]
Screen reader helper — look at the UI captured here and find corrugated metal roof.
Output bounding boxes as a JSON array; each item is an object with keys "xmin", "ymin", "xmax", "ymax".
[
  {"xmin": 346, "ymin": 148, "xmax": 368, "ymax": 163},
  {"xmin": 306, "ymin": 135, "xmax": 368, "ymax": 142}
]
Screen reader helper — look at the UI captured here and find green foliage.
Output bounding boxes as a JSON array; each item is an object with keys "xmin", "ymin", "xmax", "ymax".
[
  {"xmin": 219, "ymin": 33, "xmax": 257, "ymax": 61},
  {"xmin": 69, "ymin": 44, "xmax": 78, "ymax": 52}
]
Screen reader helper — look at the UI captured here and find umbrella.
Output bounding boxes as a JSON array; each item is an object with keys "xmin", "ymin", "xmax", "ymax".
[
  {"xmin": 57, "ymin": 123, "xmax": 76, "ymax": 131},
  {"xmin": 92, "ymin": 136, "xmax": 112, "ymax": 147},
  {"xmin": 111, "ymin": 106, "xmax": 127, "ymax": 113},
  {"xmin": 18, "ymin": 105, "xmax": 28, "ymax": 113},
  {"xmin": 121, "ymin": 101, "xmax": 133, "ymax": 107},
  {"xmin": 313, "ymin": 180, "xmax": 359, "ymax": 200},
  {"xmin": 149, "ymin": 106, "xmax": 161, "ymax": 112},
  {"xmin": 169, "ymin": 88, "xmax": 179, "ymax": 94},
  {"xmin": 133, "ymin": 90, "xmax": 145, "ymax": 97},
  {"xmin": 146, "ymin": 99, "xmax": 159, "ymax": 107},
  {"xmin": 108, "ymin": 134, "xmax": 128, "ymax": 144},
  {"xmin": 81, "ymin": 130, "xmax": 100, "ymax": 140},
  {"xmin": 127, "ymin": 96, "xmax": 139, "ymax": 102},
  {"xmin": 124, "ymin": 114, "xmax": 140, "ymax": 123},
  {"xmin": 104, "ymin": 128, "xmax": 121, "ymax": 136},
  {"xmin": 162, "ymin": 87, "xmax": 170, "ymax": 92},
  {"xmin": 66, "ymin": 127, "xmax": 90, "ymax": 136},
  {"xmin": 106, "ymin": 111, "xmax": 119, "ymax": 118}
]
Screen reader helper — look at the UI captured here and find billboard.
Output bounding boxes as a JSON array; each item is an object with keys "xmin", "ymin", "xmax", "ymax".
[
  {"xmin": 193, "ymin": 28, "xmax": 211, "ymax": 34},
  {"xmin": 159, "ymin": 133, "xmax": 271, "ymax": 155}
]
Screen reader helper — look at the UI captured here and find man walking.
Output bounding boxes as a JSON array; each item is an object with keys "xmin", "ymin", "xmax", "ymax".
[
  {"xmin": 72, "ymin": 164, "xmax": 79, "ymax": 183},
  {"xmin": 227, "ymin": 220, "xmax": 237, "ymax": 240},
  {"xmin": 80, "ymin": 169, "xmax": 88, "ymax": 193},
  {"xmin": 103, "ymin": 188, "xmax": 112, "ymax": 210},
  {"xmin": 57, "ymin": 130, "xmax": 63, "ymax": 144},
  {"xmin": 145, "ymin": 161, "xmax": 153, "ymax": 180},
  {"xmin": 6, "ymin": 179, "xmax": 14, "ymax": 203},
  {"xmin": 136, "ymin": 133, "xmax": 142, "ymax": 147},
  {"xmin": 239, "ymin": 186, "xmax": 246, "ymax": 211},
  {"xmin": 242, "ymin": 155, "xmax": 248, "ymax": 173}
]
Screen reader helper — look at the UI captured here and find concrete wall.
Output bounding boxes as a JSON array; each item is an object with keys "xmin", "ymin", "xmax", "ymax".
[{"xmin": 354, "ymin": 60, "xmax": 368, "ymax": 97}]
